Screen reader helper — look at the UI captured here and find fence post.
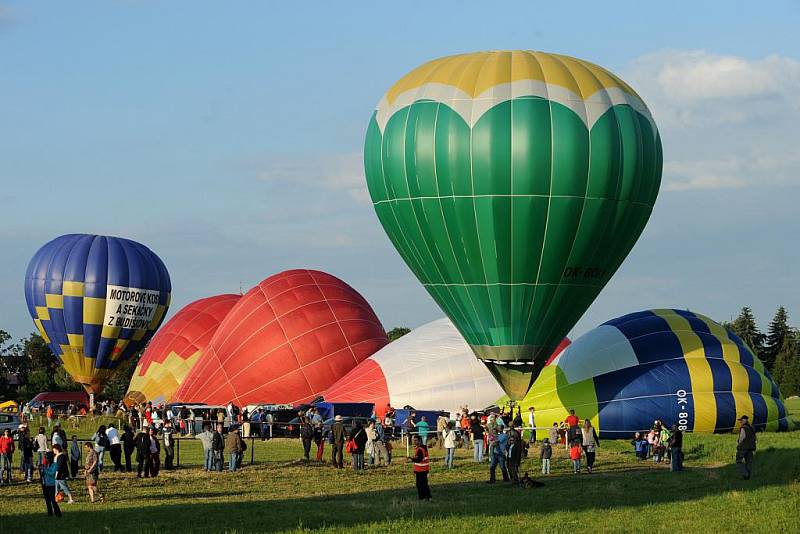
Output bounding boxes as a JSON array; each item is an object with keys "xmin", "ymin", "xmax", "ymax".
[
  {"xmin": 177, "ymin": 438, "xmax": 180, "ymax": 467},
  {"xmin": 250, "ymin": 437, "xmax": 255, "ymax": 465}
]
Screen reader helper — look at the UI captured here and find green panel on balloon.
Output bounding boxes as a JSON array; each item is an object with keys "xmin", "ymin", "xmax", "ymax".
[{"xmin": 365, "ymin": 51, "xmax": 662, "ymax": 399}]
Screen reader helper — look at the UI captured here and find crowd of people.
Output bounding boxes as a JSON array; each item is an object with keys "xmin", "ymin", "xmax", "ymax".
[{"xmin": 0, "ymin": 398, "xmax": 762, "ymax": 514}]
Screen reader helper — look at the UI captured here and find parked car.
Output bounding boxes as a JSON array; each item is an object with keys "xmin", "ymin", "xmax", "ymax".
[{"xmin": 0, "ymin": 412, "xmax": 22, "ymax": 438}]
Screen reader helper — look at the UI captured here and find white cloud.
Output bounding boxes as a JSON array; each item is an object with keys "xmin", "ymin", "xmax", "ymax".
[
  {"xmin": 624, "ymin": 50, "xmax": 800, "ymax": 191},
  {"xmin": 257, "ymin": 152, "xmax": 369, "ymax": 204}
]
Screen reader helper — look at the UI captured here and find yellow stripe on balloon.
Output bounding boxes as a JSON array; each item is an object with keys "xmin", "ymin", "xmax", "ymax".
[
  {"xmin": 45, "ymin": 293, "xmax": 64, "ymax": 309},
  {"xmin": 698, "ymin": 315, "xmax": 754, "ymax": 421},
  {"xmin": 101, "ymin": 325, "xmax": 121, "ymax": 339},
  {"xmin": 62, "ymin": 281, "xmax": 85, "ymax": 297},
  {"xmin": 34, "ymin": 319, "xmax": 50, "ymax": 344},
  {"xmin": 83, "ymin": 297, "xmax": 106, "ymax": 326},
  {"xmin": 35, "ymin": 306, "xmax": 50, "ymax": 321},
  {"xmin": 654, "ymin": 311, "xmax": 717, "ymax": 432},
  {"xmin": 66, "ymin": 334, "xmax": 84, "ymax": 347},
  {"xmin": 384, "ymin": 51, "xmax": 638, "ymax": 105}
]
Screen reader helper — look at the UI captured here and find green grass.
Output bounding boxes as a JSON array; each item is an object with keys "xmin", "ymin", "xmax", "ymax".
[{"xmin": 3, "ymin": 413, "xmax": 799, "ymax": 534}]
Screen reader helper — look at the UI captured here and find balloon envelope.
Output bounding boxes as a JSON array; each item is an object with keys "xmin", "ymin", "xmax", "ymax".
[
  {"xmin": 24, "ymin": 234, "xmax": 171, "ymax": 394},
  {"xmin": 364, "ymin": 51, "xmax": 662, "ymax": 399},
  {"xmin": 173, "ymin": 270, "xmax": 389, "ymax": 406},
  {"xmin": 124, "ymin": 294, "xmax": 241, "ymax": 406},
  {"xmin": 323, "ymin": 318, "xmax": 569, "ymax": 416},
  {"xmin": 518, "ymin": 309, "xmax": 795, "ymax": 438}
]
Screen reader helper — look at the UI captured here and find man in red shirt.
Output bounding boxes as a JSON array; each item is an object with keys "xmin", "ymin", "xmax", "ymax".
[
  {"xmin": 0, "ymin": 428, "xmax": 16, "ymax": 484},
  {"xmin": 565, "ymin": 409, "xmax": 580, "ymax": 444}
]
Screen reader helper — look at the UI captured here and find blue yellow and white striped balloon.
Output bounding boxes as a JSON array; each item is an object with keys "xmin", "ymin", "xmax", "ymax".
[
  {"xmin": 517, "ymin": 309, "xmax": 795, "ymax": 438},
  {"xmin": 24, "ymin": 234, "xmax": 171, "ymax": 394}
]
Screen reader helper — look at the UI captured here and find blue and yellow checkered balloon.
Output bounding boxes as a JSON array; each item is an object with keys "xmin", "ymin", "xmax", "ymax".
[{"xmin": 24, "ymin": 234, "xmax": 171, "ymax": 394}]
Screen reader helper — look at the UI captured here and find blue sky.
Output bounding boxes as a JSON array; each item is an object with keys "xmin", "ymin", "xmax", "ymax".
[{"xmin": 2, "ymin": 1, "xmax": 799, "ymax": 340}]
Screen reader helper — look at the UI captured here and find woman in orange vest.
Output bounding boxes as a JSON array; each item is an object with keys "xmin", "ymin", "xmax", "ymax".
[{"xmin": 409, "ymin": 435, "xmax": 431, "ymax": 501}]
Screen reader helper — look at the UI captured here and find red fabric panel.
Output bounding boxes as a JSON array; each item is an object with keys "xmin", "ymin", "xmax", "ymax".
[
  {"xmin": 173, "ymin": 270, "xmax": 388, "ymax": 406},
  {"xmin": 545, "ymin": 337, "xmax": 572, "ymax": 366},
  {"xmin": 322, "ymin": 358, "xmax": 390, "ymax": 416},
  {"xmin": 136, "ymin": 294, "xmax": 241, "ymax": 376}
]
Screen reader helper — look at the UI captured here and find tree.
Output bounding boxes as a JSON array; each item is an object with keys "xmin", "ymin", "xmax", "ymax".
[
  {"xmin": 773, "ymin": 334, "xmax": 800, "ymax": 397},
  {"xmin": 731, "ymin": 307, "xmax": 766, "ymax": 361},
  {"xmin": 763, "ymin": 307, "xmax": 791, "ymax": 371},
  {"xmin": 386, "ymin": 327, "xmax": 411, "ymax": 342},
  {"xmin": 102, "ymin": 355, "xmax": 140, "ymax": 400}
]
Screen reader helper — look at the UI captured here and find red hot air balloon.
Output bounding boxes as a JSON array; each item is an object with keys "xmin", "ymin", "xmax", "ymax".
[
  {"xmin": 173, "ymin": 270, "xmax": 389, "ymax": 406},
  {"xmin": 124, "ymin": 294, "xmax": 241, "ymax": 406}
]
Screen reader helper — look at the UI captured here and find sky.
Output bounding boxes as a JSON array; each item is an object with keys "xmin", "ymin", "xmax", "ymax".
[{"xmin": 1, "ymin": 1, "xmax": 799, "ymax": 342}]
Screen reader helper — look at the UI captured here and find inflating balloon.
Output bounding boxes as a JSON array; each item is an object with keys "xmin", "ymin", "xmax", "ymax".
[
  {"xmin": 173, "ymin": 269, "xmax": 389, "ymax": 406},
  {"xmin": 364, "ymin": 51, "xmax": 662, "ymax": 399},
  {"xmin": 125, "ymin": 294, "xmax": 241, "ymax": 406},
  {"xmin": 324, "ymin": 318, "xmax": 568, "ymax": 416},
  {"xmin": 517, "ymin": 309, "xmax": 796, "ymax": 437},
  {"xmin": 24, "ymin": 234, "xmax": 171, "ymax": 394}
]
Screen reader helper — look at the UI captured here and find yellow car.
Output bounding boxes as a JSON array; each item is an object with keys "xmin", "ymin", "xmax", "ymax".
[{"xmin": 0, "ymin": 400, "xmax": 19, "ymax": 413}]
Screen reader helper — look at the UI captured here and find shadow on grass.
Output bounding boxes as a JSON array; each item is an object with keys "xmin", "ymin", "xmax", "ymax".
[{"xmin": 6, "ymin": 447, "xmax": 799, "ymax": 533}]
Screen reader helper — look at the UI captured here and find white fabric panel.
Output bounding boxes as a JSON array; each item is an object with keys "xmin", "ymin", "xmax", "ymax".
[
  {"xmin": 372, "ymin": 318, "xmax": 505, "ymax": 414},
  {"xmin": 555, "ymin": 325, "xmax": 638, "ymax": 384}
]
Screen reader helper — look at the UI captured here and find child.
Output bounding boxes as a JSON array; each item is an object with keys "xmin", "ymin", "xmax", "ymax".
[
  {"xmin": 631, "ymin": 432, "xmax": 647, "ymax": 460},
  {"xmin": 40, "ymin": 451, "xmax": 62, "ymax": 517},
  {"xmin": 540, "ymin": 437, "xmax": 552, "ymax": 474},
  {"xmin": 570, "ymin": 438, "xmax": 582, "ymax": 474}
]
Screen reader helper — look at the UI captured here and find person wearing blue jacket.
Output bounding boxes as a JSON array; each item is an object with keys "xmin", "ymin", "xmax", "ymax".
[
  {"xmin": 40, "ymin": 451, "xmax": 62, "ymax": 518},
  {"xmin": 487, "ymin": 428, "xmax": 509, "ymax": 483}
]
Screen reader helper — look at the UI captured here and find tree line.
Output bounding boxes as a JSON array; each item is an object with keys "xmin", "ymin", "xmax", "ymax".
[
  {"xmin": 723, "ymin": 306, "xmax": 800, "ymax": 398},
  {"xmin": 0, "ymin": 329, "xmax": 135, "ymax": 401},
  {"xmin": 1, "ymin": 308, "xmax": 798, "ymax": 403}
]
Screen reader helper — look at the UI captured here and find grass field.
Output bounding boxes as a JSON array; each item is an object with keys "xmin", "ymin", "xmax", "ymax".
[{"xmin": 2, "ymin": 399, "xmax": 798, "ymax": 533}]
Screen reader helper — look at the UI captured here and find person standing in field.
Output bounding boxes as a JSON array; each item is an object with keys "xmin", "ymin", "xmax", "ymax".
[
  {"xmin": 349, "ymin": 421, "xmax": 367, "ymax": 471},
  {"xmin": 106, "ymin": 424, "xmax": 123, "ymax": 472},
  {"xmin": 121, "ymin": 425, "xmax": 135, "ymax": 472},
  {"xmin": 540, "ymin": 437, "xmax": 552, "ymax": 474},
  {"xmin": 34, "ymin": 427, "xmax": 48, "ymax": 469},
  {"xmin": 83, "ymin": 442, "xmax": 104, "ymax": 503},
  {"xmin": 570, "ymin": 437, "xmax": 582, "ymax": 474},
  {"xmin": 507, "ymin": 425, "xmax": 523, "ymax": 485},
  {"xmin": 135, "ymin": 425, "xmax": 150, "ymax": 478},
  {"xmin": 0, "ymin": 428, "xmax": 15, "ymax": 485},
  {"xmin": 148, "ymin": 427, "xmax": 161, "ymax": 477},
  {"xmin": 332, "ymin": 415, "xmax": 346, "ymax": 468},
  {"xmin": 442, "ymin": 421, "xmax": 457, "ymax": 469},
  {"xmin": 410, "ymin": 434, "xmax": 431, "ymax": 501},
  {"xmin": 470, "ymin": 415, "xmax": 485, "ymax": 463},
  {"xmin": 565, "ymin": 409, "xmax": 580, "ymax": 446},
  {"xmin": 459, "ymin": 412, "xmax": 471, "ymax": 449},
  {"xmin": 736, "ymin": 415, "xmax": 756, "ymax": 479},
  {"xmin": 198, "ymin": 424, "xmax": 215, "ymax": 471},
  {"xmin": 416, "ymin": 416, "xmax": 430, "ymax": 446},
  {"xmin": 69, "ymin": 436, "xmax": 80, "ymax": 479},
  {"xmin": 212, "ymin": 423, "xmax": 225, "ymax": 472},
  {"xmin": 162, "ymin": 420, "xmax": 176, "ymax": 470},
  {"xmin": 580, "ymin": 419, "xmax": 600, "ymax": 473},
  {"xmin": 668, "ymin": 424, "xmax": 683, "ymax": 472},
  {"xmin": 487, "ymin": 426, "xmax": 509, "ymax": 484},
  {"xmin": 52, "ymin": 444, "xmax": 74, "ymax": 504},
  {"xmin": 20, "ymin": 426, "xmax": 34, "ymax": 482},
  {"xmin": 40, "ymin": 451, "xmax": 62, "ymax": 517},
  {"xmin": 527, "ymin": 407, "xmax": 537, "ymax": 445}
]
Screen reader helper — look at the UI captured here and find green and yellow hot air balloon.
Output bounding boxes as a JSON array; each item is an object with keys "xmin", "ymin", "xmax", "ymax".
[{"xmin": 364, "ymin": 51, "xmax": 662, "ymax": 400}]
